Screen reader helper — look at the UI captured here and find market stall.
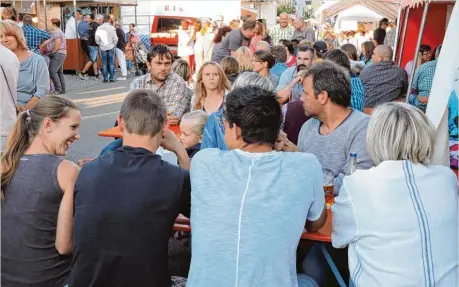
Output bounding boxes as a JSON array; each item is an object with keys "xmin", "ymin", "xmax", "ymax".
[{"xmin": 43, "ymin": 0, "xmax": 138, "ymax": 72}]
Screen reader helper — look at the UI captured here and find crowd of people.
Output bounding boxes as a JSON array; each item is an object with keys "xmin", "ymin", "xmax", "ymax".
[{"xmin": 1, "ymin": 9, "xmax": 458, "ymax": 287}]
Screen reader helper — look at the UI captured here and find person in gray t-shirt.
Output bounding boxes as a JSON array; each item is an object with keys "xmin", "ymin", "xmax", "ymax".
[
  {"xmin": 292, "ymin": 17, "xmax": 316, "ymax": 43},
  {"xmin": 276, "ymin": 60, "xmax": 374, "ymax": 192},
  {"xmin": 212, "ymin": 20, "xmax": 257, "ymax": 63}
]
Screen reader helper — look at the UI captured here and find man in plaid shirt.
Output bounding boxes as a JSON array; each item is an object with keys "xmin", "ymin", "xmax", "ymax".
[
  {"xmin": 270, "ymin": 13, "xmax": 295, "ymax": 46},
  {"xmin": 129, "ymin": 44, "xmax": 190, "ymax": 124},
  {"xmin": 22, "ymin": 15, "xmax": 49, "ymax": 54}
]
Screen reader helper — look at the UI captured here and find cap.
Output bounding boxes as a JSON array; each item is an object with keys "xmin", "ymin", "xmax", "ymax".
[{"xmin": 313, "ymin": 40, "xmax": 328, "ymax": 54}]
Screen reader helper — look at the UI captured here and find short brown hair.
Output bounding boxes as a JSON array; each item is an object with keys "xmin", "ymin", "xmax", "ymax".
[
  {"xmin": 270, "ymin": 45, "xmax": 287, "ymax": 63},
  {"xmin": 242, "ymin": 20, "xmax": 256, "ymax": 30},
  {"xmin": 220, "ymin": 56, "xmax": 239, "ymax": 75},
  {"xmin": 120, "ymin": 89, "xmax": 167, "ymax": 136}
]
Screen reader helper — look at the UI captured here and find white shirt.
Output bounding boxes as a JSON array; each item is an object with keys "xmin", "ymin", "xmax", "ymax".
[
  {"xmin": 177, "ymin": 28, "xmax": 194, "ymax": 57},
  {"xmin": 64, "ymin": 16, "xmax": 78, "ymax": 39},
  {"xmin": 0, "ymin": 44, "xmax": 19, "ymax": 150},
  {"xmin": 332, "ymin": 161, "xmax": 458, "ymax": 287}
]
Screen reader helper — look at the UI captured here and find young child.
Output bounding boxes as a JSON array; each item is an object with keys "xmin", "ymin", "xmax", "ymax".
[{"xmin": 179, "ymin": 110, "xmax": 209, "ymax": 158}]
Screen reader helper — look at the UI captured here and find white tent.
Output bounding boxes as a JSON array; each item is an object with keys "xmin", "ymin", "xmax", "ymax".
[
  {"xmin": 334, "ymin": 4, "xmax": 384, "ymax": 31},
  {"xmin": 316, "ymin": 0, "xmax": 400, "ymax": 21}
]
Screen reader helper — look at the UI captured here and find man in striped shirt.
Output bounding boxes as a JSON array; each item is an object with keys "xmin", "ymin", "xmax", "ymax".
[
  {"xmin": 269, "ymin": 13, "xmax": 294, "ymax": 46},
  {"xmin": 360, "ymin": 45, "xmax": 408, "ymax": 108}
]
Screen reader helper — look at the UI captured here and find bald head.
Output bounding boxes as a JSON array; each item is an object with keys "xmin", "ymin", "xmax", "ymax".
[
  {"xmin": 373, "ymin": 45, "xmax": 393, "ymax": 63},
  {"xmin": 293, "ymin": 17, "xmax": 305, "ymax": 30},
  {"xmin": 256, "ymin": 41, "xmax": 270, "ymax": 52}
]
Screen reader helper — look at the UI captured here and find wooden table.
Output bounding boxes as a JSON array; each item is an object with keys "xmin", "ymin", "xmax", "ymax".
[{"xmin": 98, "ymin": 125, "xmax": 181, "ymax": 138}]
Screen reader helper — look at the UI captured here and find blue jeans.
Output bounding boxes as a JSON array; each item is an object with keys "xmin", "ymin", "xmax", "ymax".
[
  {"xmin": 88, "ymin": 45, "xmax": 99, "ymax": 63},
  {"xmin": 101, "ymin": 48, "xmax": 115, "ymax": 81}
]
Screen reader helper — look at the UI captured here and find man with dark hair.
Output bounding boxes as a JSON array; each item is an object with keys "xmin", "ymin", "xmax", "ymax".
[
  {"xmin": 404, "ymin": 43, "xmax": 431, "ymax": 78},
  {"xmin": 324, "ymin": 49, "xmax": 364, "ymax": 112},
  {"xmin": 360, "ymin": 45, "xmax": 408, "ymax": 107},
  {"xmin": 188, "ymin": 86, "xmax": 325, "ymax": 287},
  {"xmin": 79, "ymin": 14, "xmax": 100, "ymax": 79},
  {"xmin": 130, "ymin": 44, "xmax": 190, "ymax": 123},
  {"xmin": 409, "ymin": 44, "xmax": 442, "ymax": 111},
  {"xmin": 373, "ymin": 17, "xmax": 389, "ymax": 46},
  {"xmin": 22, "ymin": 14, "xmax": 50, "ymax": 54},
  {"xmin": 277, "ymin": 60, "xmax": 373, "ymax": 189},
  {"xmin": 270, "ymin": 45, "xmax": 288, "ymax": 78},
  {"xmin": 212, "ymin": 19, "xmax": 257, "ymax": 63},
  {"xmin": 70, "ymin": 89, "xmax": 190, "ymax": 287},
  {"xmin": 95, "ymin": 14, "xmax": 118, "ymax": 82},
  {"xmin": 312, "ymin": 40, "xmax": 328, "ymax": 60},
  {"xmin": 276, "ymin": 45, "xmax": 315, "ymax": 102}
]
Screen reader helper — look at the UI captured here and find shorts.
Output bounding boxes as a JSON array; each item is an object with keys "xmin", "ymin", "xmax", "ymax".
[{"xmin": 88, "ymin": 45, "xmax": 99, "ymax": 63}]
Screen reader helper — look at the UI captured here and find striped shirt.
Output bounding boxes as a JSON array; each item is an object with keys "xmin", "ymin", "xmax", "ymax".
[
  {"xmin": 360, "ymin": 61, "xmax": 408, "ymax": 108},
  {"xmin": 350, "ymin": 75, "xmax": 364, "ymax": 112},
  {"xmin": 129, "ymin": 72, "xmax": 190, "ymax": 118},
  {"xmin": 269, "ymin": 24, "xmax": 295, "ymax": 46},
  {"xmin": 332, "ymin": 160, "xmax": 458, "ymax": 286},
  {"xmin": 412, "ymin": 59, "xmax": 438, "ymax": 96},
  {"xmin": 22, "ymin": 24, "xmax": 50, "ymax": 54}
]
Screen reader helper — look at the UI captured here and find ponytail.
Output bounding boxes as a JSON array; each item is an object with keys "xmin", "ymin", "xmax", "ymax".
[
  {"xmin": 0, "ymin": 96, "xmax": 78, "ymax": 199},
  {"xmin": 1, "ymin": 111, "xmax": 32, "ymax": 199}
]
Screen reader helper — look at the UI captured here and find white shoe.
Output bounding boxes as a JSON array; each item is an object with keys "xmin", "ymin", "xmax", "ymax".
[
  {"xmin": 79, "ymin": 73, "xmax": 87, "ymax": 80},
  {"xmin": 116, "ymin": 77, "xmax": 127, "ymax": 81}
]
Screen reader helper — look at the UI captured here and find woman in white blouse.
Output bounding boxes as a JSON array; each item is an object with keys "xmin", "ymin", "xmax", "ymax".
[{"xmin": 332, "ymin": 102, "xmax": 458, "ymax": 287}]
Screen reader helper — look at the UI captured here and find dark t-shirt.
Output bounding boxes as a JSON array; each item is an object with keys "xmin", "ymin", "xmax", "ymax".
[
  {"xmin": 373, "ymin": 27, "xmax": 386, "ymax": 45},
  {"xmin": 87, "ymin": 22, "xmax": 99, "ymax": 46},
  {"xmin": 69, "ymin": 146, "xmax": 191, "ymax": 287},
  {"xmin": 212, "ymin": 28, "xmax": 250, "ymax": 63},
  {"xmin": 115, "ymin": 27, "xmax": 126, "ymax": 52}
]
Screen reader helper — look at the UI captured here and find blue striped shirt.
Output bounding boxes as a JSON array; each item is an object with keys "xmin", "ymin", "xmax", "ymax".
[
  {"xmin": 22, "ymin": 25, "xmax": 50, "ymax": 54},
  {"xmin": 412, "ymin": 59, "xmax": 438, "ymax": 96},
  {"xmin": 350, "ymin": 75, "xmax": 364, "ymax": 112}
]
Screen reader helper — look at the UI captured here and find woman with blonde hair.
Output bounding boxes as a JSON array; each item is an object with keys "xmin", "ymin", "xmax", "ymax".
[
  {"xmin": 0, "ymin": 20, "xmax": 49, "ymax": 111},
  {"xmin": 1, "ymin": 96, "xmax": 81, "ymax": 286},
  {"xmin": 172, "ymin": 58, "xmax": 194, "ymax": 98},
  {"xmin": 194, "ymin": 19, "xmax": 214, "ymax": 71},
  {"xmin": 192, "ymin": 61, "xmax": 230, "ymax": 114},
  {"xmin": 220, "ymin": 56, "xmax": 240, "ymax": 84},
  {"xmin": 332, "ymin": 102, "xmax": 458, "ymax": 287},
  {"xmin": 235, "ymin": 46, "xmax": 252, "ymax": 73}
]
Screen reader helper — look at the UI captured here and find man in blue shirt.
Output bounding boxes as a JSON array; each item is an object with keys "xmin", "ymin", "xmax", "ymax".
[
  {"xmin": 22, "ymin": 14, "xmax": 49, "ymax": 54},
  {"xmin": 78, "ymin": 14, "xmax": 90, "ymax": 62},
  {"xmin": 276, "ymin": 45, "xmax": 315, "ymax": 103},
  {"xmin": 188, "ymin": 86, "xmax": 326, "ymax": 287},
  {"xmin": 71, "ymin": 89, "xmax": 190, "ymax": 287}
]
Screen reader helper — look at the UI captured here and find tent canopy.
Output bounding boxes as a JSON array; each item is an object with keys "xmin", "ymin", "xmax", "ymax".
[{"xmin": 316, "ymin": 0, "xmax": 400, "ymax": 21}]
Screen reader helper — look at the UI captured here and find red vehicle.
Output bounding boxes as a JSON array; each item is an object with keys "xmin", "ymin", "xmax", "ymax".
[{"xmin": 150, "ymin": 16, "xmax": 197, "ymax": 54}]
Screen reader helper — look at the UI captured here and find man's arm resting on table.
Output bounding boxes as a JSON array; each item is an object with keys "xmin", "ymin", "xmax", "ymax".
[{"xmin": 306, "ymin": 206, "xmax": 327, "ymax": 232}]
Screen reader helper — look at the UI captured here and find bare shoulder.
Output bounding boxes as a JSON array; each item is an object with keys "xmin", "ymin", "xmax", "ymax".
[{"xmin": 57, "ymin": 159, "xmax": 80, "ymax": 192}]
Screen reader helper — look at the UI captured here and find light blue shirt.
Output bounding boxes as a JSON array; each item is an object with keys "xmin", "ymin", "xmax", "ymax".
[
  {"xmin": 276, "ymin": 66, "xmax": 303, "ymax": 101},
  {"xmin": 188, "ymin": 149, "xmax": 325, "ymax": 286},
  {"xmin": 17, "ymin": 53, "xmax": 49, "ymax": 104}
]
